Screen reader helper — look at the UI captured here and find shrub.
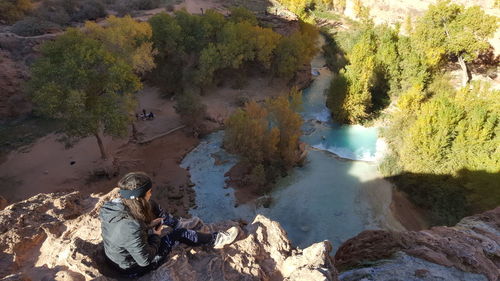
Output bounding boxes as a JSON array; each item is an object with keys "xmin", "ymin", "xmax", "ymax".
[
  {"xmin": 379, "ymin": 153, "xmax": 402, "ymax": 177},
  {"xmin": 114, "ymin": 0, "xmax": 160, "ymax": 15},
  {"xmin": 229, "ymin": 6, "xmax": 258, "ymax": 25},
  {"xmin": 35, "ymin": 0, "xmax": 71, "ymax": 25},
  {"xmin": 71, "ymin": 0, "xmax": 106, "ymax": 22},
  {"xmin": 11, "ymin": 17, "xmax": 60, "ymax": 36},
  {"xmin": 244, "ymin": 164, "xmax": 267, "ymax": 188},
  {"xmin": 33, "ymin": 0, "xmax": 106, "ymax": 27},
  {"xmin": 0, "ymin": 0, "xmax": 32, "ymax": 24}
]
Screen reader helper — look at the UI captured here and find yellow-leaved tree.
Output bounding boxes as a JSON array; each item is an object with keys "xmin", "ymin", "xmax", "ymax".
[{"xmin": 85, "ymin": 15, "xmax": 156, "ymax": 74}]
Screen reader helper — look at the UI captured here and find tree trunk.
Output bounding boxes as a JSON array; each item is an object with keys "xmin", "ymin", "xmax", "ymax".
[
  {"xmin": 131, "ymin": 122, "xmax": 138, "ymax": 142},
  {"xmin": 94, "ymin": 132, "xmax": 107, "ymax": 160},
  {"xmin": 457, "ymin": 55, "xmax": 471, "ymax": 87}
]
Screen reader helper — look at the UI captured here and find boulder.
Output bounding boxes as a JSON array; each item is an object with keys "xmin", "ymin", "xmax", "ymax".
[{"xmin": 335, "ymin": 207, "xmax": 500, "ymax": 281}]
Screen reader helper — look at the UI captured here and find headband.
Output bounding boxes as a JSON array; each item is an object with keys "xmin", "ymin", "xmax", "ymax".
[{"xmin": 119, "ymin": 181, "xmax": 152, "ymax": 199}]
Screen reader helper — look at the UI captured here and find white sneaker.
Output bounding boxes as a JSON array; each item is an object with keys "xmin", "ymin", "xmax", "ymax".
[
  {"xmin": 213, "ymin": 226, "xmax": 239, "ymax": 249},
  {"xmin": 176, "ymin": 216, "xmax": 202, "ymax": 229}
]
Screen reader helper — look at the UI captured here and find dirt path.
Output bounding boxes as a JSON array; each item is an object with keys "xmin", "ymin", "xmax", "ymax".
[{"xmin": 177, "ymin": 0, "xmax": 227, "ymax": 14}]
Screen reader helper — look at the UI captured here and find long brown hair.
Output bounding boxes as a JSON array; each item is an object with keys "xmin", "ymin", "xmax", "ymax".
[{"xmin": 118, "ymin": 172, "xmax": 155, "ymax": 224}]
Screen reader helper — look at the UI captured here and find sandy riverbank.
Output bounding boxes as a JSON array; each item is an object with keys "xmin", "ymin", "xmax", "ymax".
[{"xmin": 0, "ymin": 86, "xmax": 200, "ymax": 216}]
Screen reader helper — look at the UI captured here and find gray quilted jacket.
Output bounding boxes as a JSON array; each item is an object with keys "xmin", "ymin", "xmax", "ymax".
[{"xmin": 99, "ymin": 199, "xmax": 161, "ymax": 270}]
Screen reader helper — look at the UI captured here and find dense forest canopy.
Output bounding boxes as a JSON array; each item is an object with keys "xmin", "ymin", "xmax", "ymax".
[
  {"xmin": 27, "ymin": 7, "xmax": 319, "ymax": 159},
  {"xmin": 148, "ymin": 8, "xmax": 318, "ymax": 96}
]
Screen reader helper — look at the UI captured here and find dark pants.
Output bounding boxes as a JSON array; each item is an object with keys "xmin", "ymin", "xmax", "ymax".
[
  {"xmin": 107, "ymin": 228, "xmax": 216, "ymax": 278},
  {"xmin": 161, "ymin": 228, "xmax": 215, "ymax": 250}
]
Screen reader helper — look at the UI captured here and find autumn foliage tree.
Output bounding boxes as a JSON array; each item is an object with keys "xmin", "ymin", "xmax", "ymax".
[
  {"xmin": 224, "ymin": 90, "xmax": 303, "ymax": 188},
  {"xmin": 84, "ymin": 15, "xmax": 156, "ymax": 74}
]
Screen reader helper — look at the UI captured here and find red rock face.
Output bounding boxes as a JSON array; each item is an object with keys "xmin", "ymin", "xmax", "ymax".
[
  {"xmin": 335, "ymin": 207, "xmax": 500, "ymax": 281},
  {"xmin": 0, "ymin": 189, "xmax": 338, "ymax": 281}
]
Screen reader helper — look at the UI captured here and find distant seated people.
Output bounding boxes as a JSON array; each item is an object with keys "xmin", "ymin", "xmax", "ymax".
[
  {"xmin": 138, "ymin": 111, "xmax": 154, "ymax": 120},
  {"xmin": 99, "ymin": 172, "xmax": 239, "ymax": 277}
]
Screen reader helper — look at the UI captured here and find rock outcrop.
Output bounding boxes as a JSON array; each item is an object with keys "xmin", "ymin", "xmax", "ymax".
[
  {"xmin": 335, "ymin": 207, "xmax": 500, "ymax": 281},
  {"xmin": 145, "ymin": 215, "xmax": 336, "ymax": 281},
  {"xmin": 0, "ymin": 189, "xmax": 337, "ymax": 281},
  {"xmin": 1, "ymin": 181, "xmax": 498, "ymax": 281}
]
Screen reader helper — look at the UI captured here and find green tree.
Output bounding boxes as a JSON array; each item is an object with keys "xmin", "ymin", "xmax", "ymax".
[
  {"xmin": 28, "ymin": 29, "xmax": 141, "ymax": 159},
  {"xmin": 386, "ymin": 81, "xmax": 500, "ymax": 221},
  {"xmin": 196, "ymin": 20, "xmax": 280, "ymax": 87},
  {"xmin": 397, "ymin": 34, "xmax": 433, "ymax": 91},
  {"xmin": 328, "ymin": 28, "xmax": 376, "ymax": 124},
  {"xmin": 149, "ymin": 13, "xmax": 182, "ymax": 58},
  {"xmin": 174, "ymin": 90, "xmax": 207, "ymax": 131},
  {"xmin": 200, "ymin": 9, "xmax": 226, "ymax": 43},
  {"xmin": 326, "ymin": 72, "xmax": 349, "ymax": 122},
  {"xmin": 413, "ymin": 0, "xmax": 498, "ymax": 86},
  {"xmin": 148, "ymin": 8, "xmax": 317, "ymax": 95},
  {"xmin": 148, "ymin": 12, "xmax": 185, "ymax": 95},
  {"xmin": 174, "ymin": 9, "xmax": 206, "ymax": 55},
  {"xmin": 374, "ymin": 25, "xmax": 401, "ymax": 97},
  {"xmin": 273, "ymin": 22, "xmax": 318, "ymax": 79}
]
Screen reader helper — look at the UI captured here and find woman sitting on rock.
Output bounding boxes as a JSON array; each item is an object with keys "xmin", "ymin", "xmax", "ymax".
[{"xmin": 99, "ymin": 172, "xmax": 239, "ymax": 277}]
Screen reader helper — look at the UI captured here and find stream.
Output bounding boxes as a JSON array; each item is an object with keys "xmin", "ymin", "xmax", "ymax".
[{"xmin": 181, "ymin": 37, "xmax": 404, "ymax": 251}]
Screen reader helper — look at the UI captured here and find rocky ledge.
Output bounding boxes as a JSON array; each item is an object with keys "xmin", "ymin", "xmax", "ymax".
[
  {"xmin": 1, "ymin": 188, "xmax": 498, "ymax": 281},
  {"xmin": 0, "ymin": 189, "xmax": 337, "ymax": 281},
  {"xmin": 336, "ymin": 207, "xmax": 500, "ymax": 281}
]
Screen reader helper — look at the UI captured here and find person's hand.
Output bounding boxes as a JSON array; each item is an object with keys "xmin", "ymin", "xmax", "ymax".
[
  {"xmin": 149, "ymin": 218, "xmax": 163, "ymax": 229},
  {"xmin": 149, "ymin": 218, "xmax": 164, "ymax": 236},
  {"xmin": 152, "ymin": 224, "xmax": 163, "ymax": 236}
]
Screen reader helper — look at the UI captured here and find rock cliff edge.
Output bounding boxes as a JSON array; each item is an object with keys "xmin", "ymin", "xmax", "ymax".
[{"xmin": 0, "ymin": 189, "xmax": 337, "ymax": 281}]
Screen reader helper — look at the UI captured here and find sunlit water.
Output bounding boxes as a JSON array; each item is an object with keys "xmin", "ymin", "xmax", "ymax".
[{"xmin": 183, "ymin": 37, "xmax": 403, "ymax": 251}]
